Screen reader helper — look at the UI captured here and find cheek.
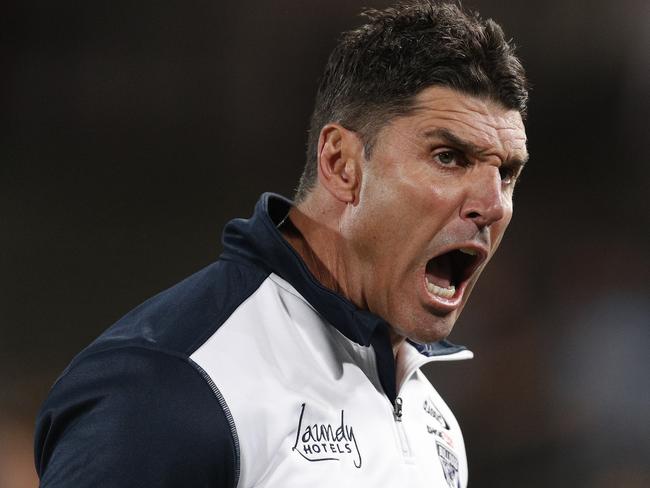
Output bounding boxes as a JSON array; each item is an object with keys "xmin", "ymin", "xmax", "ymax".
[
  {"xmin": 375, "ymin": 179, "xmax": 461, "ymax": 249},
  {"xmin": 347, "ymin": 184, "xmax": 421, "ymax": 265},
  {"xmin": 418, "ymin": 178, "xmax": 467, "ymax": 234},
  {"xmin": 381, "ymin": 182, "xmax": 443, "ymax": 239},
  {"xmin": 351, "ymin": 161, "xmax": 464, "ymax": 259}
]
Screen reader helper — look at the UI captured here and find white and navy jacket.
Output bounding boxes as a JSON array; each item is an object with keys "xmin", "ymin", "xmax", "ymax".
[{"xmin": 35, "ymin": 193, "xmax": 473, "ymax": 488}]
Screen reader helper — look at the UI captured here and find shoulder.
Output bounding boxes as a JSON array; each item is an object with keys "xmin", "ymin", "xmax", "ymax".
[
  {"xmin": 85, "ymin": 259, "xmax": 270, "ymax": 357},
  {"xmin": 34, "ymin": 260, "xmax": 298, "ymax": 487},
  {"xmin": 35, "ymin": 346, "xmax": 239, "ymax": 487}
]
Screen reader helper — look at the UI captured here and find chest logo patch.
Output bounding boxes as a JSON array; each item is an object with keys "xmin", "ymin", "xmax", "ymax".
[
  {"xmin": 292, "ymin": 403, "xmax": 362, "ymax": 468},
  {"xmin": 436, "ymin": 441, "xmax": 461, "ymax": 488}
]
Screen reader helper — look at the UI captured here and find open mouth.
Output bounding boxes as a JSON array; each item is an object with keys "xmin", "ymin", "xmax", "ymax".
[{"xmin": 425, "ymin": 247, "xmax": 485, "ymax": 302}]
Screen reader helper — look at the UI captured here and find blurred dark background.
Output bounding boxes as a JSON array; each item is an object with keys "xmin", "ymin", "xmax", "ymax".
[{"xmin": 2, "ymin": 0, "xmax": 648, "ymax": 486}]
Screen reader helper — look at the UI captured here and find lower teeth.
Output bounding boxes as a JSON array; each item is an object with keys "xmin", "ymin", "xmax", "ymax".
[{"xmin": 427, "ymin": 281, "xmax": 455, "ymax": 298}]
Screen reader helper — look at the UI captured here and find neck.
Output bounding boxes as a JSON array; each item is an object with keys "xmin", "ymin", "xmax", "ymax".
[
  {"xmin": 279, "ymin": 204, "xmax": 348, "ymax": 296},
  {"xmin": 279, "ymin": 195, "xmax": 406, "ymax": 359}
]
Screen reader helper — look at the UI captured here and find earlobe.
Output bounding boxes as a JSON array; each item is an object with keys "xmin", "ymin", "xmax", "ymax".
[{"xmin": 317, "ymin": 124, "xmax": 362, "ymax": 204}]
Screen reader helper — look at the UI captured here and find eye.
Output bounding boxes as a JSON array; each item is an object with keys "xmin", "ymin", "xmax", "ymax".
[
  {"xmin": 433, "ymin": 149, "xmax": 463, "ymax": 166},
  {"xmin": 499, "ymin": 167, "xmax": 514, "ymax": 183},
  {"xmin": 499, "ymin": 165, "xmax": 521, "ymax": 185}
]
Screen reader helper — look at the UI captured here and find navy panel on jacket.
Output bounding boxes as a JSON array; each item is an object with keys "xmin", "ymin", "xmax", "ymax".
[
  {"xmin": 35, "ymin": 259, "xmax": 269, "ymax": 487},
  {"xmin": 79, "ymin": 259, "xmax": 268, "ymax": 358}
]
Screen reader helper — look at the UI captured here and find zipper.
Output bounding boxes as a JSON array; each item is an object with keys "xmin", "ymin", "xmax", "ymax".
[
  {"xmin": 393, "ymin": 396, "xmax": 403, "ymax": 421},
  {"xmin": 389, "ymin": 344, "xmax": 472, "ymax": 462},
  {"xmin": 391, "ymin": 345, "xmax": 424, "ymax": 459},
  {"xmin": 393, "ymin": 396, "xmax": 411, "ymax": 457}
]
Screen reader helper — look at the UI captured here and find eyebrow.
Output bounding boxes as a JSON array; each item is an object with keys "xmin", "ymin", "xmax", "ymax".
[{"xmin": 422, "ymin": 128, "xmax": 529, "ymax": 169}]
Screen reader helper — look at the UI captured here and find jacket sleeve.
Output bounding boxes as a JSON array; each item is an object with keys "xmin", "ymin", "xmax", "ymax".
[{"xmin": 34, "ymin": 346, "xmax": 238, "ymax": 488}]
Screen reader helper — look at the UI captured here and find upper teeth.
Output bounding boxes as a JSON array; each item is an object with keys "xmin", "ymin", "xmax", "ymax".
[{"xmin": 459, "ymin": 248, "xmax": 477, "ymax": 256}]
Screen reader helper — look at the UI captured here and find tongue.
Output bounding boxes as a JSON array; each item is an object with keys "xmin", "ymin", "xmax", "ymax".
[{"xmin": 426, "ymin": 254, "xmax": 453, "ymax": 288}]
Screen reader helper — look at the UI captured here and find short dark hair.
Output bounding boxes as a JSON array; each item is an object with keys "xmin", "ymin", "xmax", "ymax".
[{"xmin": 295, "ymin": 0, "xmax": 529, "ymax": 202}]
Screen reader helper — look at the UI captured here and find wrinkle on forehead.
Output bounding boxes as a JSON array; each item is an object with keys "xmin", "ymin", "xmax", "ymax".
[{"xmin": 404, "ymin": 87, "xmax": 528, "ymax": 160}]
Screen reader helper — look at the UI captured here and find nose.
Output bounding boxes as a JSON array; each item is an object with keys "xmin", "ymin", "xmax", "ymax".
[{"xmin": 460, "ymin": 166, "xmax": 507, "ymax": 229}]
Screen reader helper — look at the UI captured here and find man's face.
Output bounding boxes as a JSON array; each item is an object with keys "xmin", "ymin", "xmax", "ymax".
[{"xmin": 343, "ymin": 85, "xmax": 528, "ymax": 343}]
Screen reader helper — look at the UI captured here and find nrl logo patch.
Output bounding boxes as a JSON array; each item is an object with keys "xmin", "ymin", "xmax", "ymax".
[
  {"xmin": 436, "ymin": 441, "xmax": 461, "ymax": 488},
  {"xmin": 292, "ymin": 403, "xmax": 362, "ymax": 468}
]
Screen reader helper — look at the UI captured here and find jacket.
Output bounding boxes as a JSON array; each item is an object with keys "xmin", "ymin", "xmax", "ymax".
[{"xmin": 35, "ymin": 193, "xmax": 472, "ymax": 487}]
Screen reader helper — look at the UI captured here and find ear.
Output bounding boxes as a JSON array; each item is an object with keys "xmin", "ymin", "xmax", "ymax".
[{"xmin": 316, "ymin": 124, "xmax": 364, "ymax": 204}]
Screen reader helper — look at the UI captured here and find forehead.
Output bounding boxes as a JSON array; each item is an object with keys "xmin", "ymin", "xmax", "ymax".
[{"xmin": 390, "ymin": 86, "xmax": 528, "ymax": 161}]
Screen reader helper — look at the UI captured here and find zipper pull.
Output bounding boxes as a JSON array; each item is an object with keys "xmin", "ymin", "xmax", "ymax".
[{"xmin": 393, "ymin": 396, "xmax": 403, "ymax": 422}]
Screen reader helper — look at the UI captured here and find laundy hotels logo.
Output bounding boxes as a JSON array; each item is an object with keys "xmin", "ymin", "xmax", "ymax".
[{"xmin": 292, "ymin": 403, "xmax": 362, "ymax": 468}]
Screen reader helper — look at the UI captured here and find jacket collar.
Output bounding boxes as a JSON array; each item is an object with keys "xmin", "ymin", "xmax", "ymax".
[{"xmin": 221, "ymin": 192, "xmax": 470, "ymax": 358}]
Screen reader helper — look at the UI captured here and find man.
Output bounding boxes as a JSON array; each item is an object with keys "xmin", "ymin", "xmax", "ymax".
[{"xmin": 35, "ymin": 1, "xmax": 528, "ymax": 487}]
